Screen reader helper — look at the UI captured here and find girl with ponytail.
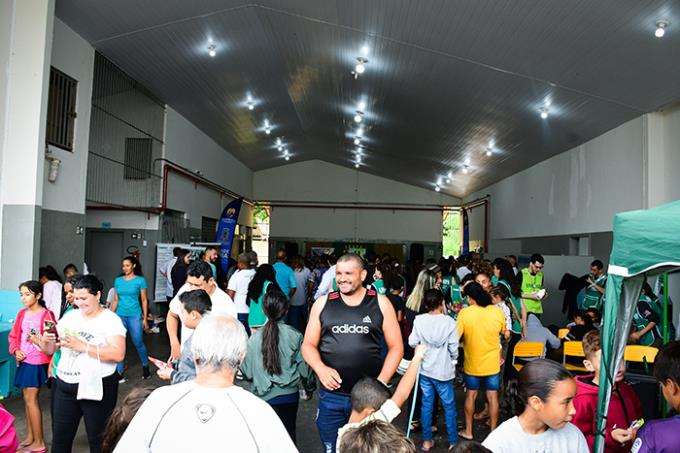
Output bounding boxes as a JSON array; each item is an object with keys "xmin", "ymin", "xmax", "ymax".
[
  {"xmin": 482, "ymin": 359, "xmax": 589, "ymax": 453},
  {"xmin": 241, "ymin": 288, "xmax": 316, "ymax": 445}
]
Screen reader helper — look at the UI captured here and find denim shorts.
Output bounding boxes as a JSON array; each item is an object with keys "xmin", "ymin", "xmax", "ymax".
[{"xmin": 463, "ymin": 372, "xmax": 501, "ymax": 391}]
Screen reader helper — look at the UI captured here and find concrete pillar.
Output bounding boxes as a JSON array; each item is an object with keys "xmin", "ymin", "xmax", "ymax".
[{"xmin": 0, "ymin": 0, "xmax": 54, "ymax": 288}]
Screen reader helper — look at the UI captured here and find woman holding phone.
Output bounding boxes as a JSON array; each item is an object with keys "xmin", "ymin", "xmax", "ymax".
[{"xmin": 42, "ymin": 274, "xmax": 126, "ymax": 453}]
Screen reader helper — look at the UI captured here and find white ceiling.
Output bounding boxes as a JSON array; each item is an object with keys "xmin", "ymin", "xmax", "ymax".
[{"xmin": 56, "ymin": 0, "xmax": 680, "ymax": 197}]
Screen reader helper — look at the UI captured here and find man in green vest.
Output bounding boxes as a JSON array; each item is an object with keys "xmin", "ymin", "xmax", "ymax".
[
  {"xmin": 581, "ymin": 259, "xmax": 606, "ymax": 312},
  {"xmin": 521, "ymin": 254, "xmax": 547, "ymax": 318}
]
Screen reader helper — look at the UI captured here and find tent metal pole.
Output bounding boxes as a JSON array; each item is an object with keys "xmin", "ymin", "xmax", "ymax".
[{"xmin": 663, "ymin": 273, "xmax": 669, "ymax": 344}]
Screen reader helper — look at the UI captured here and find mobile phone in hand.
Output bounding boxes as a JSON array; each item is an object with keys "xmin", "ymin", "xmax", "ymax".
[
  {"xmin": 43, "ymin": 319, "xmax": 59, "ymax": 342},
  {"xmin": 148, "ymin": 356, "xmax": 170, "ymax": 369}
]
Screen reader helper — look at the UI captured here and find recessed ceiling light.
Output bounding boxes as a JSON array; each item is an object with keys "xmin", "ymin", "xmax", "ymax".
[
  {"xmin": 655, "ymin": 20, "xmax": 669, "ymax": 38},
  {"xmin": 435, "ymin": 185, "xmax": 441, "ymax": 192},
  {"xmin": 354, "ymin": 137, "xmax": 361, "ymax": 145},
  {"xmin": 277, "ymin": 145, "xmax": 283, "ymax": 151},
  {"xmin": 355, "ymin": 163, "xmax": 360, "ymax": 168},
  {"xmin": 208, "ymin": 44, "xmax": 217, "ymax": 57},
  {"xmin": 276, "ymin": 137, "xmax": 282, "ymax": 145},
  {"xmin": 486, "ymin": 147, "xmax": 493, "ymax": 157},
  {"xmin": 354, "ymin": 112, "xmax": 363, "ymax": 123},
  {"xmin": 462, "ymin": 165, "xmax": 469, "ymax": 174},
  {"xmin": 540, "ymin": 107, "xmax": 549, "ymax": 119},
  {"xmin": 356, "ymin": 127, "xmax": 364, "ymax": 137},
  {"xmin": 358, "ymin": 100, "xmax": 367, "ymax": 111},
  {"xmin": 355, "ymin": 57, "xmax": 368, "ymax": 74},
  {"xmin": 445, "ymin": 177, "xmax": 451, "ymax": 184},
  {"xmin": 285, "ymin": 156, "xmax": 290, "ymax": 161}
]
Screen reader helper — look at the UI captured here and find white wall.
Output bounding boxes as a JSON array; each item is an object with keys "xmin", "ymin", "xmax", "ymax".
[
  {"xmin": 43, "ymin": 18, "xmax": 94, "ymax": 214},
  {"xmin": 254, "ymin": 160, "xmax": 460, "ymax": 242},
  {"xmin": 163, "ymin": 107, "xmax": 254, "ymax": 228},
  {"xmin": 164, "ymin": 107, "xmax": 253, "ymax": 199},
  {"xmin": 467, "ymin": 117, "xmax": 645, "ymax": 242},
  {"xmin": 86, "ymin": 210, "xmax": 160, "ymax": 230}
]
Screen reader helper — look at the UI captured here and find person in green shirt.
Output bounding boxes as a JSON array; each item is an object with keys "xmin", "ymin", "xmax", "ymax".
[
  {"xmin": 370, "ymin": 262, "xmax": 393, "ymax": 296},
  {"xmin": 520, "ymin": 254, "xmax": 548, "ymax": 318},
  {"xmin": 241, "ymin": 287, "xmax": 316, "ymax": 445},
  {"xmin": 581, "ymin": 260, "xmax": 606, "ymax": 312}
]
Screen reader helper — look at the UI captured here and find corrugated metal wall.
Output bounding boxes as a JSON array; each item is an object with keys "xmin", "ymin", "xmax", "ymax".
[{"xmin": 86, "ymin": 52, "xmax": 164, "ymax": 208}]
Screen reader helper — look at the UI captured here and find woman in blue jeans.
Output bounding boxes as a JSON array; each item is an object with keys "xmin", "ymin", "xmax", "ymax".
[
  {"xmin": 111, "ymin": 256, "xmax": 150, "ymax": 381},
  {"xmin": 408, "ymin": 289, "xmax": 459, "ymax": 451}
]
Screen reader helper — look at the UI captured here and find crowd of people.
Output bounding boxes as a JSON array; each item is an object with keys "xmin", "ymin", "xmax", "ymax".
[{"xmin": 2, "ymin": 249, "xmax": 679, "ymax": 453}]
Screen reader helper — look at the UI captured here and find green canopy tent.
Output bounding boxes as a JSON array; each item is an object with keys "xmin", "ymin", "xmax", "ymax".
[{"xmin": 594, "ymin": 200, "xmax": 680, "ymax": 453}]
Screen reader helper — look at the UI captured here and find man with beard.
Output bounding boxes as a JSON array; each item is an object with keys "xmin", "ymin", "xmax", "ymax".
[{"xmin": 302, "ymin": 254, "xmax": 403, "ymax": 453}]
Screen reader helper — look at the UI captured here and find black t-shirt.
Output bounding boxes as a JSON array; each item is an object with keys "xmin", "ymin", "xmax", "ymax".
[
  {"xmin": 387, "ymin": 293, "xmax": 405, "ymax": 316},
  {"xmin": 319, "ymin": 289, "xmax": 384, "ymax": 395}
]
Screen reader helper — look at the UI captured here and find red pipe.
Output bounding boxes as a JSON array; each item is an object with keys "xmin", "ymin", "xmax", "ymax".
[
  {"xmin": 267, "ymin": 202, "xmax": 444, "ymax": 212},
  {"xmin": 160, "ymin": 159, "xmax": 253, "ymax": 212}
]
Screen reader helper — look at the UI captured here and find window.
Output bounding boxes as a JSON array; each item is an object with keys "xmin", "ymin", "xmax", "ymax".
[
  {"xmin": 46, "ymin": 67, "xmax": 78, "ymax": 151},
  {"xmin": 201, "ymin": 217, "xmax": 218, "ymax": 242},
  {"xmin": 124, "ymin": 138, "xmax": 153, "ymax": 180}
]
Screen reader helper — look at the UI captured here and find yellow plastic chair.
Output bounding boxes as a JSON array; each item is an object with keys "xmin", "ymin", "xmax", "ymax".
[
  {"xmin": 512, "ymin": 341, "xmax": 545, "ymax": 371},
  {"xmin": 563, "ymin": 341, "xmax": 588, "ymax": 373},
  {"xmin": 558, "ymin": 328, "xmax": 570, "ymax": 339},
  {"xmin": 624, "ymin": 345, "xmax": 659, "ymax": 365}
]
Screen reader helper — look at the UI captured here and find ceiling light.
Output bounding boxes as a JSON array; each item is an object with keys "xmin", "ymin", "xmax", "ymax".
[
  {"xmin": 355, "ymin": 57, "xmax": 368, "ymax": 74},
  {"xmin": 360, "ymin": 45, "xmax": 370, "ymax": 56},
  {"xmin": 655, "ymin": 20, "xmax": 669, "ymax": 38},
  {"xmin": 265, "ymin": 128, "xmax": 271, "ymax": 135},
  {"xmin": 355, "ymin": 163, "xmax": 360, "ymax": 168},
  {"xmin": 354, "ymin": 137, "xmax": 361, "ymax": 145},
  {"xmin": 264, "ymin": 120, "xmax": 271, "ymax": 135},
  {"xmin": 464, "ymin": 157, "xmax": 471, "ymax": 165},
  {"xmin": 356, "ymin": 127, "xmax": 364, "ymax": 137},
  {"xmin": 435, "ymin": 185, "xmax": 441, "ymax": 192},
  {"xmin": 445, "ymin": 177, "xmax": 451, "ymax": 184},
  {"xmin": 354, "ymin": 112, "xmax": 363, "ymax": 123},
  {"xmin": 208, "ymin": 44, "xmax": 217, "ymax": 57},
  {"xmin": 276, "ymin": 137, "xmax": 282, "ymax": 145},
  {"xmin": 540, "ymin": 107, "xmax": 549, "ymax": 119},
  {"xmin": 462, "ymin": 165, "xmax": 469, "ymax": 174},
  {"xmin": 248, "ymin": 103, "xmax": 254, "ymax": 111},
  {"xmin": 277, "ymin": 145, "xmax": 283, "ymax": 151},
  {"xmin": 283, "ymin": 149, "xmax": 289, "ymax": 156},
  {"xmin": 357, "ymin": 100, "xmax": 367, "ymax": 111},
  {"xmin": 285, "ymin": 156, "xmax": 290, "ymax": 161},
  {"xmin": 486, "ymin": 147, "xmax": 493, "ymax": 157}
]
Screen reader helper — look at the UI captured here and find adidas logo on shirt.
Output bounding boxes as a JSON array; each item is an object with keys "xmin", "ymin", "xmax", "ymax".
[
  {"xmin": 362, "ymin": 316, "xmax": 372, "ymax": 324},
  {"xmin": 331, "ymin": 324, "xmax": 370, "ymax": 334}
]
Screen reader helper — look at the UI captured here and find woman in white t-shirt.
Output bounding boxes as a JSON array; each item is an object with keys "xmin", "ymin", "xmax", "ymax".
[
  {"xmin": 41, "ymin": 274, "xmax": 126, "ymax": 453},
  {"xmin": 482, "ymin": 359, "xmax": 589, "ymax": 453}
]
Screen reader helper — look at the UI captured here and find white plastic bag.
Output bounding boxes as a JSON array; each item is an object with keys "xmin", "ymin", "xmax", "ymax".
[{"xmin": 77, "ymin": 344, "xmax": 103, "ymax": 401}]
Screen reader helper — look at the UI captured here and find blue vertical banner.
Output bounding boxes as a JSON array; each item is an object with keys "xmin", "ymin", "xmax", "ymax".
[
  {"xmin": 216, "ymin": 198, "xmax": 243, "ymax": 274},
  {"xmin": 462, "ymin": 208, "xmax": 469, "ymax": 255}
]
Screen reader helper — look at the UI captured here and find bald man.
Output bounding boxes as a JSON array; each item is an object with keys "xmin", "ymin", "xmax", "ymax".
[{"xmin": 302, "ymin": 253, "xmax": 403, "ymax": 453}]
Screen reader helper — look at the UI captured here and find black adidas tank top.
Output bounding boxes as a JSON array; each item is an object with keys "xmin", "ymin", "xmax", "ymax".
[{"xmin": 319, "ymin": 288, "xmax": 384, "ymax": 395}]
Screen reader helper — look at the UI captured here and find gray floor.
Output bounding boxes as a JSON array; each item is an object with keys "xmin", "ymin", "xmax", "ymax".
[{"xmin": 4, "ymin": 327, "xmax": 491, "ymax": 453}]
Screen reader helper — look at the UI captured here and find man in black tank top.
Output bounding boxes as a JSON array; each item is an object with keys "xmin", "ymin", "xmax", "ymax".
[{"xmin": 302, "ymin": 253, "xmax": 403, "ymax": 453}]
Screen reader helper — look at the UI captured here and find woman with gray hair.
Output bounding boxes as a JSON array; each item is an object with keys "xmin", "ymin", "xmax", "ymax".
[{"xmin": 114, "ymin": 315, "xmax": 297, "ymax": 453}]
